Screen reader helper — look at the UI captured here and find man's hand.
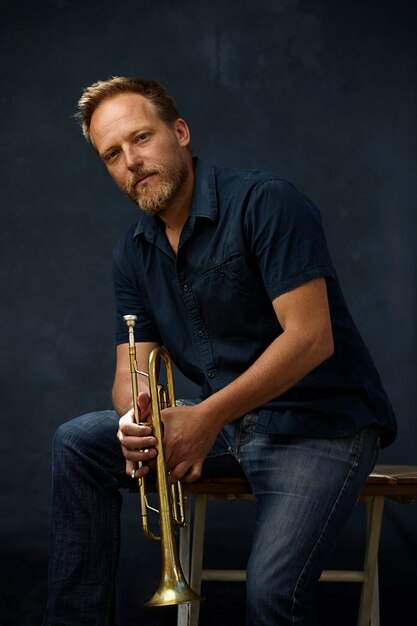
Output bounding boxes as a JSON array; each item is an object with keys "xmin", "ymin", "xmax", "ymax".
[
  {"xmin": 117, "ymin": 391, "xmax": 157, "ymax": 479},
  {"xmin": 160, "ymin": 403, "xmax": 219, "ymax": 485}
]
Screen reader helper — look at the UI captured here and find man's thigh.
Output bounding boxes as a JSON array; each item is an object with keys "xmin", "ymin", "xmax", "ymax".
[{"xmin": 240, "ymin": 427, "xmax": 378, "ymax": 597}]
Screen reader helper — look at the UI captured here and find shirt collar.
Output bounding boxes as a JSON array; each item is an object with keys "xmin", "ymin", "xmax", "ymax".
[{"xmin": 132, "ymin": 157, "xmax": 217, "ymax": 240}]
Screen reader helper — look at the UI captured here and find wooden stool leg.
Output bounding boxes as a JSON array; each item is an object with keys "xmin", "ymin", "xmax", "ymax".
[
  {"xmin": 357, "ymin": 496, "xmax": 385, "ymax": 626},
  {"xmin": 370, "ymin": 557, "xmax": 380, "ymax": 626},
  {"xmin": 177, "ymin": 495, "xmax": 192, "ymax": 626},
  {"xmin": 188, "ymin": 494, "xmax": 208, "ymax": 626}
]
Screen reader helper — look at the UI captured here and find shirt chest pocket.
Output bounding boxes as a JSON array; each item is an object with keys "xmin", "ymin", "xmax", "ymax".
[{"xmin": 200, "ymin": 253, "xmax": 260, "ymax": 303}]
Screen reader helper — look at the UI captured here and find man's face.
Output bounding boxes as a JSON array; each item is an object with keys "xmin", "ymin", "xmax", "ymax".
[{"xmin": 89, "ymin": 93, "xmax": 191, "ymax": 215}]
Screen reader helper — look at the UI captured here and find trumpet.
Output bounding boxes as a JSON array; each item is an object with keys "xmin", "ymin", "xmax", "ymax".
[{"xmin": 123, "ymin": 314, "xmax": 202, "ymax": 607}]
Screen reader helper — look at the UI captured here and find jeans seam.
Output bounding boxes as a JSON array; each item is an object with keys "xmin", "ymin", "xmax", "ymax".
[{"xmin": 290, "ymin": 428, "xmax": 368, "ymax": 623}]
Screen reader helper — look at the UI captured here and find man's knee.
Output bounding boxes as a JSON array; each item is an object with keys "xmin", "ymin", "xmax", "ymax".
[{"xmin": 52, "ymin": 410, "xmax": 117, "ymax": 459}]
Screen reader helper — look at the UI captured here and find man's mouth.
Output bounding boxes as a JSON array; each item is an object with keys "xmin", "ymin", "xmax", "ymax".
[{"xmin": 134, "ymin": 172, "xmax": 157, "ymax": 188}]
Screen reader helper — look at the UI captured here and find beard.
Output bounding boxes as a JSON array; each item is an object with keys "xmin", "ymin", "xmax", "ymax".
[{"xmin": 124, "ymin": 147, "xmax": 189, "ymax": 216}]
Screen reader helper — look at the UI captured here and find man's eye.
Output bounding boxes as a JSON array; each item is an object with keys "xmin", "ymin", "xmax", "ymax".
[
  {"xmin": 136, "ymin": 132, "xmax": 150, "ymax": 142},
  {"xmin": 105, "ymin": 151, "xmax": 118, "ymax": 162}
]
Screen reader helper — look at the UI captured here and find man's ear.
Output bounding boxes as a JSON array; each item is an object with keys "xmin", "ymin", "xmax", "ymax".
[{"xmin": 175, "ymin": 118, "xmax": 191, "ymax": 147}]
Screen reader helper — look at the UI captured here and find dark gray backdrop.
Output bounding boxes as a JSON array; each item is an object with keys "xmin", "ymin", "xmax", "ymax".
[{"xmin": 0, "ymin": 1, "xmax": 416, "ymax": 625}]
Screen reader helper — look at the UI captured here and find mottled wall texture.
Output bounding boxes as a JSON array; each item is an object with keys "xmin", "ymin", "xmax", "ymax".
[{"xmin": 0, "ymin": 1, "xmax": 415, "ymax": 625}]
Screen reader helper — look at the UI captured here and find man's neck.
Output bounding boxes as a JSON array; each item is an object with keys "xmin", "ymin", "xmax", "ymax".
[{"xmin": 160, "ymin": 158, "xmax": 194, "ymax": 254}]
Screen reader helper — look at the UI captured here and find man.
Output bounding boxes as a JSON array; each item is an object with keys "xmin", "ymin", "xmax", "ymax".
[{"xmin": 43, "ymin": 77, "xmax": 397, "ymax": 625}]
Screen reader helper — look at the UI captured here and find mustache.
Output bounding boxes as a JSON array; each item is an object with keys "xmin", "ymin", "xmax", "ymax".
[{"xmin": 127, "ymin": 166, "xmax": 163, "ymax": 192}]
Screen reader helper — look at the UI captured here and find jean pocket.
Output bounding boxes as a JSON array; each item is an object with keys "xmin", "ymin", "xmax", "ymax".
[{"xmin": 237, "ymin": 412, "xmax": 259, "ymax": 448}]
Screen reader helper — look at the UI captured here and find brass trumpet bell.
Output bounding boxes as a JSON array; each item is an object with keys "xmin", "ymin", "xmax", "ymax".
[{"xmin": 145, "ymin": 558, "xmax": 203, "ymax": 607}]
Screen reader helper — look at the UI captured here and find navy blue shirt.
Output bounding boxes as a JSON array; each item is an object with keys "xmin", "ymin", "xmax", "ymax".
[{"xmin": 113, "ymin": 158, "xmax": 397, "ymax": 447}]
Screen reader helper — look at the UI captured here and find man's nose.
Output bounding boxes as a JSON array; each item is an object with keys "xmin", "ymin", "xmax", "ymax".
[{"xmin": 125, "ymin": 146, "xmax": 143, "ymax": 171}]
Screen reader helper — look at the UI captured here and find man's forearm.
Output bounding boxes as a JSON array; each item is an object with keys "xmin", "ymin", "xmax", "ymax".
[
  {"xmin": 112, "ymin": 341, "xmax": 156, "ymax": 417},
  {"xmin": 199, "ymin": 325, "xmax": 333, "ymax": 430},
  {"xmin": 112, "ymin": 377, "xmax": 150, "ymax": 417},
  {"xmin": 112, "ymin": 379, "xmax": 133, "ymax": 417}
]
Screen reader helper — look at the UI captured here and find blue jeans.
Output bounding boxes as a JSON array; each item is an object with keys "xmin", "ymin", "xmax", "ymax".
[{"xmin": 43, "ymin": 409, "xmax": 379, "ymax": 625}]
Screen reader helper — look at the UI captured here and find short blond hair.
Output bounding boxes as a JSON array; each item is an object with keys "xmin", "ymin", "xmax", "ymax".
[{"xmin": 75, "ymin": 76, "xmax": 180, "ymax": 144}]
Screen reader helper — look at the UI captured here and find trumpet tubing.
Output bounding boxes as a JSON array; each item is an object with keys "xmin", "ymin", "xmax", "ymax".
[{"xmin": 123, "ymin": 314, "xmax": 202, "ymax": 607}]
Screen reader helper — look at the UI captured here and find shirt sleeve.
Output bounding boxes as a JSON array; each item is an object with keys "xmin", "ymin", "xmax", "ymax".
[
  {"xmin": 243, "ymin": 178, "xmax": 336, "ymax": 301},
  {"xmin": 112, "ymin": 234, "xmax": 162, "ymax": 345}
]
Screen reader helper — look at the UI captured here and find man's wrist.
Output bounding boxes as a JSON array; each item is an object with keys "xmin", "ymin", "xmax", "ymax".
[
  {"xmin": 199, "ymin": 393, "xmax": 236, "ymax": 430},
  {"xmin": 112, "ymin": 396, "xmax": 133, "ymax": 418}
]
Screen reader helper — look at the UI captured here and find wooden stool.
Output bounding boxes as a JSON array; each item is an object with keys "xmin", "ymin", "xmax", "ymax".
[{"xmin": 176, "ymin": 464, "xmax": 417, "ymax": 626}]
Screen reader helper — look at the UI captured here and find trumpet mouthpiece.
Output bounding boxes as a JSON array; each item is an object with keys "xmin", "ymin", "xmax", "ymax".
[{"xmin": 123, "ymin": 314, "xmax": 137, "ymax": 326}]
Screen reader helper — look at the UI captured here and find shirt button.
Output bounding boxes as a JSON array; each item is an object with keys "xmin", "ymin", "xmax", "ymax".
[
  {"xmin": 196, "ymin": 329, "xmax": 204, "ymax": 337},
  {"xmin": 207, "ymin": 371, "xmax": 216, "ymax": 379},
  {"xmin": 183, "ymin": 284, "xmax": 189, "ymax": 292}
]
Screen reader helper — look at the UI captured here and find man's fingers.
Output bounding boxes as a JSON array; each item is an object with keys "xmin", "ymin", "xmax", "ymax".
[
  {"xmin": 182, "ymin": 461, "xmax": 203, "ymax": 484},
  {"xmin": 168, "ymin": 461, "xmax": 203, "ymax": 485},
  {"xmin": 119, "ymin": 420, "xmax": 153, "ymax": 440},
  {"xmin": 121, "ymin": 443, "xmax": 157, "ymax": 462},
  {"xmin": 137, "ymin": 391, "xmax": 152, "ymax": 418},
  {"xmin": 118, "ymin": 406, "xmax": 157, "ymax": 473},
  {"xmin": 119, "ymin": 430, "xmax": 155, "ymax": 449},
  {"xmin": 127, "ymin": 459, "xmax": 150, "ymax": 480},
  {"xmin": 126, "ymin": 459, "xmax": 135, "ymax": 478}
]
